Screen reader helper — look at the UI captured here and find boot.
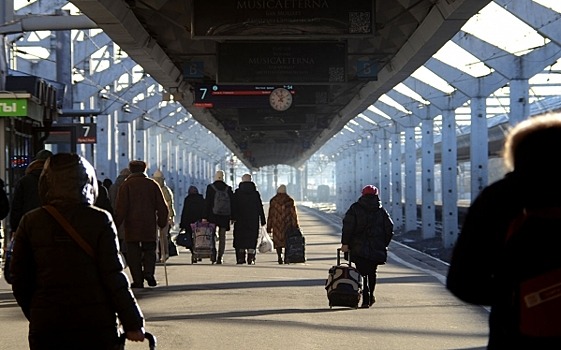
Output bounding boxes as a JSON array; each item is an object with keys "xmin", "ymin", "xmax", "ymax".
[
  {"xmin": 276, "ymin": 248, "xmax": 284, "ymax": 265},
  {"xmin": 247, "ymin": 253, "xmax": 256, "ymax": 265},
  {"xmin": 236, "ymin": 250, "xmax": 246, "ymax": 264}
]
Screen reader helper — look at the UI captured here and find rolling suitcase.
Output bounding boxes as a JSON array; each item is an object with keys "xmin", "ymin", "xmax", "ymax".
[
  {"xmin": 118, "ymin": 331, "xmax": 157, "ymax": 349},
  {"xmin": 284, "ymin": 227, "xmax": 306, "ymax": 263},
  {"xmin": 190, "ymin": 221, "xmax": 217, "ymax": 263},
  {"xmin": 325, "ymin": 248, "xmax": 363, "ymax": 308}
]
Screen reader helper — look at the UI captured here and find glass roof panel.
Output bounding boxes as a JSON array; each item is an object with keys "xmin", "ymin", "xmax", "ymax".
[
  {"xmin": 357, "ymin": 114, "xmax": 377, "ymax": 126},
  {"xmin": 365, "ymin": 106, "xmax": 392, "ymax": 120},
  {"xmin": 433, "ymin": 41, "xmax": 493, "ymax": 78},
  {"xmin": 461, "ymin": 2, "xmax": 548, "ymax": 56},
  {"xmin": 411, "ymin": 66, "xmax": 455, "ymax": 94},
  {"xmin": 378, "ymin": 94, "xmax": 410, "ymax": 114},
  {"xmin": 393, "ymin": 83, "xmax": 429, "ymax": 105}
]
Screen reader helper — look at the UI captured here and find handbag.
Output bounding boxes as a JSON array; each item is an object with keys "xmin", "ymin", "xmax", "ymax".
[
  {"xmin": 258, "ymin": 227, "xmax": 273, "ymax": 253},
  {"xmin": 3, "ymin": 239, "xmax": 14, "ymax": 284},
  {"xmin": 175, "ymin": 229, "xmax": 192, "ymax": 248}
]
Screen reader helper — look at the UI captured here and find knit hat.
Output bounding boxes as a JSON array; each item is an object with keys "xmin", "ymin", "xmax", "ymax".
[
  {"xmin": 277, "ymin": 184, "xmax": 287, "ymax": 194},
  {"xmin": 129, "ymin": 160, "xmax": 147, "ymax": 173},
  {"xmin": 361, "ymin": 185, "xmax": 379, "ymax": 196},
  {"xmin": 214, "ymin": 170, "xmax": 225, "ymax": 181},
  {"xmin": 153, "ymin": 169, "xmax": 164, "ymax": 178},
  {"xmin": 242, "ymin": 173, "xmax": 252, "ymax": 182},
  {"xmin": 34, "ymin": 149, "xmax": 53, "ymax": 161}
]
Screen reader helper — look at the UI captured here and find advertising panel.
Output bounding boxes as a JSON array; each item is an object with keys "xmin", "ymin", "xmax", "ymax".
[
  {"xmin": 192, "ymin": 0, "xmax": 374, "ymax": 38},
  {"xmin": 217, "ymin": 41, "xmax": 347, "ymax": 84}
]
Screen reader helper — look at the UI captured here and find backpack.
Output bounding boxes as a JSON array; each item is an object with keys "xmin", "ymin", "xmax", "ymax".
[
  {"xmin": 501, "ymin": 207, "xmax": 561, "ymax": 338},
  {"xmin": 210, "ymin": 184, "xmax": 231, "ymax": 216}
]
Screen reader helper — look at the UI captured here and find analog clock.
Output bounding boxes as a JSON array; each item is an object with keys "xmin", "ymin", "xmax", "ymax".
[{"xmin": 269, "ymin": 87, "xmax": 293, "ymax": 111}]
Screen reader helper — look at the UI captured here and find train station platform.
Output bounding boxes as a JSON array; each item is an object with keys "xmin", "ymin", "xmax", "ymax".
[{"xmin": 0, "ymin": 205, "xmax": 488, "ymax": 350}]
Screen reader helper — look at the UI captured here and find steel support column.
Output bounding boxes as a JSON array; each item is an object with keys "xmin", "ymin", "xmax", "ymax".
[
  {"xmin": 404, "ymin": 126, "xmax": 417, "ymax": 232},
  {"xmin": 441, "ymin": 109, "xmax": 458, "ymax": 248},
  {"xmin": 421, "ymin": 112, "xmax": 435, "ymax": 239}
]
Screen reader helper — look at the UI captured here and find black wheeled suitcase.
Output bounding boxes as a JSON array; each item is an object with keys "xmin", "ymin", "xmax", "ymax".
[
  {"xmin": 325, "ymin": 248, "xmax": 363, "ymax": 308},
  {"xmin": 118, "ymin": 331, "xmax": 157, "ymax": 349},
  {"xmin": 284, "ymin": 227, "xmax": 306, "ymax": 263}
]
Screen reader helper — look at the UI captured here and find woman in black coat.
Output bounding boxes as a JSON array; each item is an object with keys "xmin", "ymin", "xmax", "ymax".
[
  {"xmin": 10, "ymin": 153, "xmax": 145, "ymax": 349},
  {"xmin": 232, "ymin": 174, "xmax": 266, "ymax": 265},
  {"xmin": 341, "ymin": 185, "xmax": 394, "ymax": 308},
  {"xmin": 179, "ymin": 186, "xmax": 205, "ymax": 262}
]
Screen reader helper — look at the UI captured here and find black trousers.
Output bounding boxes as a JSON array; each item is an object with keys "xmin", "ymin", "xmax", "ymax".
[
  {"xmin": 352, "ymin": 255, "xmax": 379, "ymax": 300},
  {"xmin": 126, "ymin": 241, "xmax": 157, "ymax": 285}
]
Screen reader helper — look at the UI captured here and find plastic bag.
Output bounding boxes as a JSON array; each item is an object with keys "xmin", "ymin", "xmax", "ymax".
[{"xmin": 258, "ymin": 227, "xmax": 273, "ymax": 253}]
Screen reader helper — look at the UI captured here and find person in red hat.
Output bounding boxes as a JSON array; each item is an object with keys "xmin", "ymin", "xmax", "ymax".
[{"xmin": 341, "ymin": 185, "xmax": 394, "ymax": 308}]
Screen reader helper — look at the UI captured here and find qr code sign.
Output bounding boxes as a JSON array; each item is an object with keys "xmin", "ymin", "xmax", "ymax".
[
  {"xmin": 329, "ymin": 67, "xmax": 345, "ymax": 82},
  {"xmin": 349, "ymin": 11, "xmax": 371, "ymax": 34}
]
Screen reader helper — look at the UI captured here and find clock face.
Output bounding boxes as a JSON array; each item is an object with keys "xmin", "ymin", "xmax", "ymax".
[{"xmin": 269, "ymin": 88, "xmax": 293, "ymax": 111}]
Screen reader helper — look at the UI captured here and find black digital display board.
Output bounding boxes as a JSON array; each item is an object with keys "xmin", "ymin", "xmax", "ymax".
[
  {"xmin": 217, "ymin": 41, "xmax": 347, "ymax": 84},
  {"xmin": 192, "ymin": 0, "xmax": 374, "ymax": 38},
  {"xmin": 192, "ymin": 84, "xmax": 329, "ymax": 108}
]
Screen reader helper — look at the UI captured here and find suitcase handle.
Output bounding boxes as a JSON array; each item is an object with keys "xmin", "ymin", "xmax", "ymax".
[
  {"xmin": 119, "ymin": 331, "xmax": 157, "ymax": 349},
  {"xmin": 337, "ymin": 248, "xmax": 351, "ymax": 266}
]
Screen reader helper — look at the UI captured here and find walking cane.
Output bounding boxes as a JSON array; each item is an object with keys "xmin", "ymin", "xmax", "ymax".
[{"xmin": 159, "ymin": 226, "xmax": 169, "ymax": 286}]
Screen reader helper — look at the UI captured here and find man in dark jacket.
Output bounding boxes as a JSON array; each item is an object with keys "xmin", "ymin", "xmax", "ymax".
[
  {"xmin": 341, "ymin": 185, "xmax": 394, "ymax": 308},
  {"xmin": 10, "ymin": 153, "xmax": 145, "ymax": 348},
  {"xmin": 9, "ymin": 149, "xmax": 52, "ymax": 237},
  {"xmin": 232, "ymin": 173, "xmax": 266, "ymax": 265},
  {"xmin": 202, "ymin": 170, "xmax": 233, "ymax": 264},
  {"xmin": 115, "ymin": 160, "xmax": 168, "ymax": 288}
]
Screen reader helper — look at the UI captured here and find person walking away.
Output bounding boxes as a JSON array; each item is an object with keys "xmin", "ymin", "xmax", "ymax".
[
  {"xmin": 202, "ymin": 170, "xmax": 233, "ymax": 264},
  {"xmin": 10, "ymin": 153, "xmax": 145, "ymax": 349},
  {"xmin": 341, "ymin": 185, "xmax": 394, "ymax": 308},
  {"xmin": 232, "ymin": 173, "xmax": 266, "ymax": 265},
  {"xmin": 9, "ymin": 149, "xmax": 52, "ymax": 238},
  {"xmin": 95, "ymin": 179, "xmax": 114, "ymax": 216},
  {"xmin": 0, "ymin": 178, "xmax": 9, "ymax": 252},
  {"xmin": 179, "ymin": 185, "xmax": 205, "ymax": 263},
  {"xmin": 115, "ymin": 160, "xmax": 168, "ymax": 288},
  {"xmin": 109, "ymin": 168, "xmax": 132, "ymax": 258},
  {"xmin": 102, "ymin": 178, "xmax": 113, "ymax": 191},
  {"xmin": 266, "ymin": 184, "xmax": 299, "ymax": 264},
  {"xmin": 446, "ymin": 113, "xmax": 561, "ymax": 349},
  {"xmin": 152, "ymin": 169, "xmax": 176, "ymax": 262}
]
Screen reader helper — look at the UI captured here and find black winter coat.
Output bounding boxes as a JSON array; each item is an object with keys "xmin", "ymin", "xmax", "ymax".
[
  {"xmin": 203, "ymin": 180, "xmax": 233, "ymax": 230},
  {"xmin": 341, "ymin": 194, "xmax": 394, "ymax": 264},
  {"xmin": 95, "ymin": 180, "xmax": 114, "ymax": 218},
  {"xmin": 232, "ymin": 181, "xmax": 266, "ymax": 249},
  {"xmin": 9, "ymin": 159, "xmax": 45, "ymax": 232},
  {"xmin": 180, "ymin": 192, "xmax": 205, "ymax": 235},
  {"xmin": 10, "ymin": 154, "xmax": 144, "ymax": 344},
  {"xmin": 447, "ymin": 171, "xmax": 561, "ymax": 349}
]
